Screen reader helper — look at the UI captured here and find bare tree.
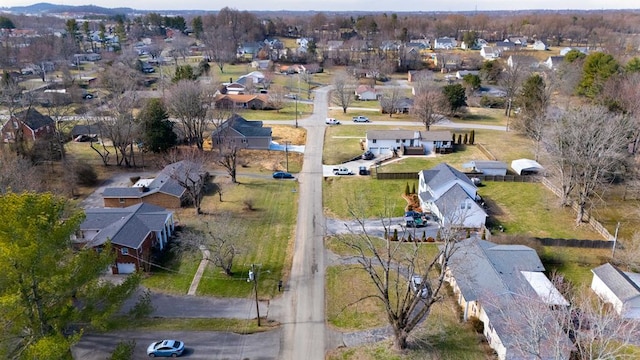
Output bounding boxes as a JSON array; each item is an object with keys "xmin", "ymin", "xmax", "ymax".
[
  {"xmin": 615, "ymin": 73, "xmax": 640, "ymax": 154},
  {"xmin": 499, "ymin": 58, "xmax": 529, "ymax": 119},
  {"xmin": 216, "ymin": 140, "xmax": 241, "ymax": 184},
  {"xmin": 176, "ymin": 214, "xmax": 242, "ymax": 276},
  {"xmin": 0, "ymin": 147, "xmax": 44, "ymax": 193},
  {"xmin": 514, "ymin": 73, "xmax": 554, "ymax": 161},
  {"xmin": 163, "ymin": 148, "xmax": 211, "ymax": 215},
  {"xmin": 336, "ymin": 202, "xmax": 462, "ymax": 350},
  {"xmin": 267, "ymin": 84, "xmax": 287, "ymax": 112},
  {"xmin": 331, "ymin": 70, "xmax": 356, "ymax": 114},
  {"xmin": 164, "ymin": 80, "xmax": 210, "ymax": 150},
  {"xmin": 379, "ymin": 85, "xmax": 404, "ymax": 118},
  {"xmin": 201, "ymin": 27, "xmax": 236, "ymax": 74},
  {"xmin": 544, "ymin": 105, "xmax": 632, "ymax": 225},
  {"xmin": 412, "ymin": 86, "xmax": 445, "ymax": 131}
]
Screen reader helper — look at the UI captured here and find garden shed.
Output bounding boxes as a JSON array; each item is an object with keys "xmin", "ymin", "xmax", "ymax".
[
  {"xmin": 510, "ymin": 159, "xmax": 544, "ymax": 175},
  {"xmin": 463, "ymin": 160, "xmax": 508, "ymax": 176}
]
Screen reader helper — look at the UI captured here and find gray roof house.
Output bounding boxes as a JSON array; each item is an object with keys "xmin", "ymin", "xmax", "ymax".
[
  {"xmin": 444, "ymin": 237, "xmax": 571, "ymax": 360},
  {"xmin": 462, "ymin": 160, "xmax": 508, "ymax": 176},
  {"xmin": 418, "ymin": 163, "xmax": 487, "ymax": 228},
  {"xmin": 544, "ymin": 56, "xmax": 565, "ymax": 70},
  {"xmin": 591, "ymin": 263, "xmax": 640, "ymax": 319},
  {"xmin": 103, "ymin": 160, "xmax": 208, "ymax": 209},
  {"xmin": 365, "ymin": 130, "xmax": 452, "ymax": 156},
  {"xmin": 75, "ymin": 203, "xmax": 175, "ymax": 274},
  {"xmin": 210, "ymin": 114, "xmax": 272, "ymax": 150}
]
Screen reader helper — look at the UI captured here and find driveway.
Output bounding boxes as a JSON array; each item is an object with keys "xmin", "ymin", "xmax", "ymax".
[{"xmin": 325, "ymin": 217, "xmax": 439, "ymax": 241}]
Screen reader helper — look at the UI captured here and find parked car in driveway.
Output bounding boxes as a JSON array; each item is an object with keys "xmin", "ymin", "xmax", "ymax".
[
  {"xmin": 362, "ymin": 150, "xmax": 374, "ymax": 160},
  {"xmin": 352, "ymin": 115, "xmax": 370, "ymax": 122},
  {"xmin": 273, "ymin": 171, "xmax": 294, "ymax": 179},
  {"xmin": 333, "ymin": 166, "xmax": 354, "ymax": 175},
  {"xmin": 359, "ymin": 166, "xmax": 369, "ymax": 175},
  {"xmin": 325, "ymin": 118, "xmax": 341, "ymax": 125},
  {"xmin": 147, "ymin": 339, "xmax": 184, "ymax": 357}
]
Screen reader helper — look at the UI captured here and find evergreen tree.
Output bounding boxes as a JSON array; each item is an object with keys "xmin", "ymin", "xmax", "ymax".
[
  {"xmin": 0, "ymin": 193, "xmax": 139, "ymax": 358},
  {"xmin": 138, "ymin": 98, "xmax": 177, "ymax": 153},
  {"xmin": 442, "ymin": 84, "xmax": 467, "ymax": 115},
  {"xmin": 173, "ymin": 65, "xmax": 196, "ymax": 82}
]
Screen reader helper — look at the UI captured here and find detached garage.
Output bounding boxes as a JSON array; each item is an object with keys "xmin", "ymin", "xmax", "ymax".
[
  {"xmin": 511, "ymin": 158, "xmax": 544, "ymax": 175},
  {"xmin": 591, "ymin": 263, "xmax": 640, "ymax": 319}
]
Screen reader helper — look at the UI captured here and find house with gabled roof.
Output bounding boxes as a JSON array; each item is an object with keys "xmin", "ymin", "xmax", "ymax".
[
  {"xmin": 591, "ymin": 263, "xmax": 640, "ymax": 319},
  {"xmin": 544, "ymin": 56, "xmax": 565, "ymax": 70},
  {"xmin": 210, "ymin": 114, "xmax": 272, "ymax": 150},
  {"xmin": 102, "ymin": 161, "xmax": 207, "ymax": 209},
  {"xmin": 365, "ymin": 130, "xmax": 452, "ymax": 156},
  {"xmin": 418, "ymin": 163, "xmax": 487, "ymax": 228},
  {"xmin": 494, "ymin": 41, "xmax": 517, "ymax": 51},
  {"xmin": 75, "ymin": 203, "xmax": 175, "ymax": 274},
  {"xmin": 480, "ymin": 46, "xmax": 501, "ymax": 60},
  {"xmin": 443, "ymin": 237, "xmax": 571, "ymax": 360},
  {"xmin": 434, "ymin": 37, "xmax": 457, "ymax": 49},
  {"xmin": 355, "ymin": 85, "xmax": 380, "ymax": 101},
  {"xmin": 1, "ymin": 108, "xmax": 55, "ymax": 143},
  {"xmin": 213, "ymin": 94, "xmax": 269, "ymax": 110},
  {"xmin": 507, "ymin": 54, "xmax": 540, "ymax": 70}
]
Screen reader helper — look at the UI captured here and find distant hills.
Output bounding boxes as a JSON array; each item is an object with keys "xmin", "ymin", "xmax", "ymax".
[{"xmin": 2, "ymin": 2, "xmax": 166, "ymax": 16}]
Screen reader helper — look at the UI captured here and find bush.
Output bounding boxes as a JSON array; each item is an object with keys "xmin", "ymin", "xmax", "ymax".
[
  {"xmin": 480, "ymin": 95, "xmax": 506, "ymax": 108},
  {"xmin": 109, "ymin": 340, "xmax": 136, "ymax": 360},
  {"xmin": 469, "ymin": 316, "xmax": 484, "ymax": 333},
  {"xmin": 75, "ymin": 162, "xmax": 98, "ymax": 186}
]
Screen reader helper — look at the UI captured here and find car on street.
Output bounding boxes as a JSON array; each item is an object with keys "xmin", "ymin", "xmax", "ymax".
[
  {"xmin": 273, "ymin": 171, "xmax": 294, "ymax": 179},
  {"xmin": 147, "ymin": 339, "xmax": 185, "ymax": 357},
  {"xmin": 410, "ymin": 275, "xmax": 429, "ymax": 299},
  {"xmin": 325, "ymin": 118, "xmax": 341, "ymax": 125},
  {"xmin": 352, "ymin": 115, "xmax": 370, "ymax": 122},
  {"xmin": 362, "ymin": 150, "xmax": 375, "ymax": 160}
]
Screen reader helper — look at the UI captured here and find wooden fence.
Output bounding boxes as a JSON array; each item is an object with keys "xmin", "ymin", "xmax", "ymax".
[
  {"xmin": 476, "ymin": 143, "xmax": 497, "ymax": 161},
  {"xmin": 540, "ymin": 178, "xmax": 615, "ymax": 241}
]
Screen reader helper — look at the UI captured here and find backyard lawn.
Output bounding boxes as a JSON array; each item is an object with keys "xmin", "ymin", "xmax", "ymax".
[{"xmin": 323, "ymin": 177, "xmax": 409, "ymax": 219}]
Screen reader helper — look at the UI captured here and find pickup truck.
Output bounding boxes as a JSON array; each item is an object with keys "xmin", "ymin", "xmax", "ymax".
[
  {"xmin": 333, "ymin": 166, "xmax": 354, "ymax": 175},
  {"xmin": 352, "ymin": 115, "xmax": 370, "ymax": 123}
]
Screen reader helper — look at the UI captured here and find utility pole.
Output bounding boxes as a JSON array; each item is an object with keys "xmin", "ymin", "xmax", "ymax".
[
  {"xmin": 284, "ymin": 141, "xmax": 290, "ymax": 172},
  {"xmin": 294, "ymin": 95, "xmax": 298, "ymax": 128},
  {"xmin": 248, "ymin": 264, "xmax": 261, "ymax": 326}
]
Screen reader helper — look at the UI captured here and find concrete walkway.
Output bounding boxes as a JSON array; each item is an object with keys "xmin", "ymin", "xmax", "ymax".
[{"xmin": 187, "ymin": 245, "xmax": 211, "ymax": 296}]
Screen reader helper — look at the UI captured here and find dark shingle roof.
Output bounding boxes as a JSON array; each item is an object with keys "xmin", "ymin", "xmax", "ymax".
[
  {"xmin": 80, "ymin": 203, "xmax": 171, "ymax": 249},
  {"xmin": 420, "ymin": 163, "xmax": 475, "ymax": 190},
  {"xmin": 14, "ymin": 108, "xmax": 54, "ymax": 130}
]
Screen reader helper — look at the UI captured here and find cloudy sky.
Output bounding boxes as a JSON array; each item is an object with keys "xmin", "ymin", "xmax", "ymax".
[{"xmin": 2, "ymin": 0, "xmax": 639, "ymax": 11}]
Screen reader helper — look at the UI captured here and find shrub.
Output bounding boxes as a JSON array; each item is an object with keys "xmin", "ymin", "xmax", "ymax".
[
  {"xmin": 75, "ymin": 162, "xmax": 98, "ymax": 186},
  {"xmin": 404, "ymin": 182, "xmax": 410, "ymax": 196},
  {"xmin": 243, "ymin": 197, "xmax": 255, "ymax": 211},
  {"xmin": 109, "ymin": 340, "xmax": 136, "ymax": 360},
  {"xmin": 469, "ymin": 316, "xmax": 484, "ymax": 333},
  {"xmin": 479, "ymin": 95, "xmax": 506, "ymax": 108}
]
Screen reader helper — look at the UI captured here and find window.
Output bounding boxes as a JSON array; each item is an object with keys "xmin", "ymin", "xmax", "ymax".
[
  {"xmin": 121, "ymin": 248, "xmax": 129, "ymax": 255},
  {"xmin": 372, "ymin": 139, "xmax": 377, "ymax": 143},
  {"xmin": 242, "ymin": 138, "xmax": 247, "ymax": 143},
  {"xmin": 119, "ymin": 198, "xmax": 125, "ymax": 204},
  {"xmin": 396, "ymin": 139, "xmax": 400, "ymax": 143}
]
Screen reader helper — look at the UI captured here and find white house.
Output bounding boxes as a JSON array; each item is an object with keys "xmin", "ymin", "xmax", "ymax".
[
  {"xmin": 480, "ymin": 46, "xmax": 501, "ymax": 60},
  {"xmin": 532, "ymin": 40, "xmax": 548, "ymax": 51},
  {"xmin": 560, "ymin": 46, "xmax": 589, "ymax": 56},
  {"xmin": 355, "ymin": 85, "xmax": 380, "ymax": 101},
  {"xmin": 544, "ymin": 56, "xmax": 565, "ymax": 70},
  {"xmin": 365, "ymin": 130, "xmax": 452, "ymax": 156},
  {"xmin": 418, "ymin": 163, "xmax": 487, "ymax": 228},
  {"xmin": 507, "ymin": 55, "xmax": 539, "ymax": 70},
  {"xmin": 434, "ymin": 37, "xmax": 457, "ymax": 49},
  {"xmin": 443, "ymin": 237, "xmax": 572, "ymax": 360},
  {"xmin": 462, "ymin": 160, "xmax": 508, "ymax": 176},
  {"xmin": 591, "ymin": 263, "xmax": 640, "ymax": 319}
]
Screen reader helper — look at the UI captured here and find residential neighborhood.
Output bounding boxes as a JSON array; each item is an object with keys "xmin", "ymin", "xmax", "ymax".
[{"xmin": 1, "ymin": 4, "xmax": 640, "ymax": 360}]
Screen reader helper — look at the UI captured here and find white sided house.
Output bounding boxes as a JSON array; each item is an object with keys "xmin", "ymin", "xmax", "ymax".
[
  {"xmin": 443, "ymin": 237, "xmax": 571, "ymax": 360},
  {"xmin": 418, "ymin": 163, "xmax": 487, "ymax": 228},
  {"xmin": 591, "ymin": 263, "xmax": 640, "ymax": 319},
  {"xmin": 365, "ymin": 130, "xmax": 452, "ymax": 156}
]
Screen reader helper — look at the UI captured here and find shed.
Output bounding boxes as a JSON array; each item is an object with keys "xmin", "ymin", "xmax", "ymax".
[
  {"xmin": 463, "ymin": 160, "xmax": 508, "ymax": 176},
  {"xmin": 510, "ymin": 158, "xmax": 543, "ymax": 175},
  {"xmin": 591, "ymin": 263, "xmax": 640, "ymax": 319}
]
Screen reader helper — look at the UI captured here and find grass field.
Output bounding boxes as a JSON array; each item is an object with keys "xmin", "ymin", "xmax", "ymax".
[
  {"xmin": 323, "ymin": 177, "xmax": 409, "ymax": 219},
  {"xmin": 479, "ymin": 182, "xmax": 603, "ymax": 240},
  {"xmin": 106, "ymin": 316, "xmax": 275, "ymax": 334}
]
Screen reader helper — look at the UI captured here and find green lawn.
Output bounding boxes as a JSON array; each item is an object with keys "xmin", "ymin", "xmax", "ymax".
[
  {"xmin": 142, "ymin": 177, "xmax": 298, "ymax": 298},
  {"xmin": 106, "ymin": 316, "xmax": 275, "ymax": 333},
  {"xmin": 479, "ymin": 182, "xmax": 603, "ymax": 240},
  {"xmin": 323, "ymin": 177, "xmax": 409, "ymax": 219},
  {"xmin": 240, "ymin": 102, "xmax": 313, "ymax": 121},
  {"xmin": 381, "ymin": 145, "xmax": 485, "ymax": 173}
]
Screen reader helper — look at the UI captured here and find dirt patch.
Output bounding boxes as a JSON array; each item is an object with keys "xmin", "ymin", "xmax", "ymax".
[
  {"xmin": 402, "ymin": 193, "xmax": 422, "ymax": 213},
  {"xmin": 271, "ymin": 125, "xmax": 307, "ymax": 145}
]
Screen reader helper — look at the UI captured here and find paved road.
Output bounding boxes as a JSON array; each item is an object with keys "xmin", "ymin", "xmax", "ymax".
[
  {"xmin": 278, "ymin": 88, "xmax": 329, "ymax": 359},
  {"xmin": 72, "ymin": 330, "xmax": 280, "ymax": 360}
]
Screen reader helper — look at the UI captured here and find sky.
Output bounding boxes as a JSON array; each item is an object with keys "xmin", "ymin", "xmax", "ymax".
[{"xmin": 2, "ymin": 0, "xmax": 639, "ymax": 12}]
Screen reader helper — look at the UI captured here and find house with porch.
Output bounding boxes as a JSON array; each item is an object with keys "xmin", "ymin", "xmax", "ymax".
[
  {"xmin": 418, "ymin": 163, "xmax": 487, "ymax": 228},
  {"xmin": 365, "ymin": 130, "xmax": 452, "ymax": 156},
  {"xmin": 213, "ymin": 94, "xmax": 269, "ymax": 110},
  {"xmin": 443, "ymin": 237, "xmax": 571, "ymax": 360},
  {"xmin": 74, "ymin": 203, "xmax": 175, "ymax": 274}
]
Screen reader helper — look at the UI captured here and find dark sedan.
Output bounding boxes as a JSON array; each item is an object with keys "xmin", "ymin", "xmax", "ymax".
[{"xmin": 273, "ymin": 171, "xmax": 294, "ymax": 179}]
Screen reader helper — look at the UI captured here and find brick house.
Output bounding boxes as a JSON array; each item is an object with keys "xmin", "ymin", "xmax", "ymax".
[
  {"xmin": 74, "ymin": 203, "xmax": 175, "ymax": 274},
  {"xmin": 1, "ymin": 108, "xmax": 55, "ymax": 142},
  {"xmin": 103, "ymin": 161, "xmax": 208, "ymax": 208}
]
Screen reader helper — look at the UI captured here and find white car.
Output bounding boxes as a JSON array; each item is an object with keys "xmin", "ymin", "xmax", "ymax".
[
  {"xmin": 325, "ymin": 118, "xmax": 341, "ymax": 125},
  {"xmin": 410, "ymin": 275, "xmax": 429, "ymax": 299},
  {"xmin": 352, "ymin": 115, "xmax": 370, "ymax": 123}
]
